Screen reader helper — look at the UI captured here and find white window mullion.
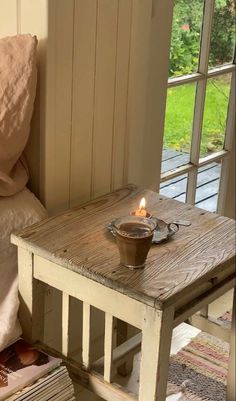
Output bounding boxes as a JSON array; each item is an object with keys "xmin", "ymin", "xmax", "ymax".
[
  {"xmin": 167, "ymin": 64, "xmax": 236, "ymax": 90},
  {"xmin": 186, "ymin": 0, "xmax": 215, "ymax": 205},
  {"xmin": 198, "ymin": 0, "xmax": 215, "ymax": 74},
  {"xmin": 168, "ymin": 72, "xmax": 203, "ymax": 88},
  {"xmin": 223, "ymin": 71, "xmax": 236, "ymax": 154},
  {"xmin": 217, "ymin": 71, "xmax": 236, "ymax": 214},
  {"xmin": 186, "ymin": 80, "xmax": 207, "ymax": 204},
  {"xmin": 207, "ymin": 64, "xmax": 236, "ymax": 78}
]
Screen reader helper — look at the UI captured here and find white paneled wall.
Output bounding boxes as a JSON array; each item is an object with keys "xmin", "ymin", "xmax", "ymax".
[
  {"xmin": 0, "ymin": 0, "xmax": 173, "ymax": 212},
  {"xmin": 44, "ymin": 0, "xmax": 158, "ymax": 212}
]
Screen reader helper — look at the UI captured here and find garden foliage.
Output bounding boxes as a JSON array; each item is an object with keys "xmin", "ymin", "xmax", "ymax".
[{"xmin": 169, "ymin": 0, "xmax": 235, "ymax": 77}]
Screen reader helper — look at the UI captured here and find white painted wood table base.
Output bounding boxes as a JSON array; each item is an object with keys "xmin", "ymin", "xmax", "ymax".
[{"xmin": 12, "ymin": 185, "xmax": 236, "ymax": 401}]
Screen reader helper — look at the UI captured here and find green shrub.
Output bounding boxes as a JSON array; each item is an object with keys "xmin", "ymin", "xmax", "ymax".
[
  {"xmin": 169, "ymin": 0, "xmax": 235, "ymax": 77},
  {"xmin": 209, "ymin": 0, "xmax": 236, "ymax": 66},
  {"xmin": 169, "ymin": 0, "xmax": 203, "ymax": 76}
]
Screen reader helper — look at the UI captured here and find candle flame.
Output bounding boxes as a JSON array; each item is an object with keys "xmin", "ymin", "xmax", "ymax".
[{"xmin": 139, "ymin": 197, "xmax": 146, "ymax": 210}]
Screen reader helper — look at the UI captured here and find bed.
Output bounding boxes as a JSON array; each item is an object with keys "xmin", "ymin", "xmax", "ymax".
[
  {"xmin": 0, "ymin": 34, "xmax": 46, "ymax": 352},
  {"xmin": 0, "ymin": 188, "xmax": 46, "ymax": 351}
]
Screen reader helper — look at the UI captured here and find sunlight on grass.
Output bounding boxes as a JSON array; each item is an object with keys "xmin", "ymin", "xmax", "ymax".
[
  {"xmin": 201, "ymin": 75, "xmax": 231, "ymax": 156},
  {"xmin": 164, "ymin": 76, "xmax": 231, "ymax": 155},
  {"xmin": 164, "ymin": 83, "xmax": 195, "ymax": 153}
]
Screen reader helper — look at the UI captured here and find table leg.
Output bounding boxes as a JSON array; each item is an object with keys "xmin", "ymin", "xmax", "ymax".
[
  {"xmin": 139, "ymin": 306, "xmax": 174, "ymax": 401},
  {"xmin": 226, "ymin": 286, "xmax": 235, "ymax": 401},
  {"xmin": 18, "ymin": 248, "xmax": 45, "ymax": 343},
  {"xmin": 200, "ymin": 305, "xmax": 209, "ymax": 318},
  {"xmin": 116, "ymin": 320, "xmax": 138, "ymax": 377}
]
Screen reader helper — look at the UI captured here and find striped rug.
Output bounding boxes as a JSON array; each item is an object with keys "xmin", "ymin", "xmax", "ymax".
[{"xmin": 167, "ymin": 312, "xmax": 232, "ymax": 401}]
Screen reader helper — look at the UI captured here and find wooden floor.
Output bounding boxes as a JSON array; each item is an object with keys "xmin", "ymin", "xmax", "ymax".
[{"xmin": 160, "ymin": 149, "xmax": 221, "ymax": 212}]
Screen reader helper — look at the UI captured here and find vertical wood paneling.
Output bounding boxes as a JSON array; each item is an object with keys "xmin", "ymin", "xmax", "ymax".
[
  {"xmin": 19, "ymin": 0, "xmax": 48, "ymax": 198},
  {"xmin": 125, "ymin": 0, "xmax": 153, "ymax": 186},
  {"xmin": 126, "ymin": 0, "xmax": 174, "ymax": 190},
  {"xmin": 111, "ymin": 0, "xmax": 132, "ymax": 191},
  {"xmin": 0, "ymin": 0, "xmax": 18, "ymax": 37},
  {"xmin": 1, "ymin": 0, "xmax": 168, "ymax": 210},
  {"xmin": 143, "ymin": 0, "xmax": 174, "ymax": 191},
  {"xmin": 43, "ymin": 0, "xmax": 74, "ymax": 212},
  {"xmin": 69, "ymin": 0, "xmax": 97, "ymax": 207},
  {"xmin": 92, "ymin": 0, "xmax": 118, "ymax": 198}
]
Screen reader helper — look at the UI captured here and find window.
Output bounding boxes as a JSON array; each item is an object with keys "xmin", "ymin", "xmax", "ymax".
[{"xmin": 160, "ymin": 0, "xmax": 235, "ymax": 213}]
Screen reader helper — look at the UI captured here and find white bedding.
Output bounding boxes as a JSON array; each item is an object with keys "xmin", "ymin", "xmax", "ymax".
[{"xmin": 0, "ymin": 188, "xmax": 46, "ymax": 351}]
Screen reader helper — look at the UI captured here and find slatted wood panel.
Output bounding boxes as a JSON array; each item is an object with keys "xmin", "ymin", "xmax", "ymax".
[
  {"xmin": 111, "ymin": 0, "xmax": 133, "ymax": 191},
  {"xmin": 55, "ymin": 0, "xmax": 158, "ymax": 210},
  {"xmin": 69, "ymin": 0, "xmax": 173, "ymax": 207},
  {"xmin": 0, "ymin": 1, "xmax": 155, "ymax": 211},
  {"xmin": 70, "ymin": 0, "xmax": 133, "ymax": 206},
  {"xmin": 69, "ymin": 0, "xmax": 97, "ymax": 206},
  {"xmin": 43, "ymin": 0, "xmax": 75, "ymax": 211},
  {"xmin": 0, "ymin": 1, "xmax": 178, "ymax": 217},
  {"xmin": 12, "ymin": 185, "xmax": 236, "ymax": 310},
  {"xmin": 91, "ymin": 1, "xmax": 118, "ymax": 198}
]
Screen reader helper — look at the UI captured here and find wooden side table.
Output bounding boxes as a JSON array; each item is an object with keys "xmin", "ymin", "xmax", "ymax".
[{"xmin": 11, "ymin": 185, "xmax": 236, "ymax": 401}]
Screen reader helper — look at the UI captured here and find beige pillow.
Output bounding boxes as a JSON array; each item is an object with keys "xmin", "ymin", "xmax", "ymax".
[{"xmin": 0, "ymin": 34, "xmax": 37, "ymax": 196}]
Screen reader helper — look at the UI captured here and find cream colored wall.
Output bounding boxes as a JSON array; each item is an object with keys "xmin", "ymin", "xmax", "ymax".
[
  {"xmin": 0, "ymin": 0, "xmax": 173, "ymax": 213},
  {"xmin": 11, "ymin": 0, "xmax": 172, "ymax": 215},
  {"xmin": 44, "ymin": 0, "xmax": 151, "ymax": 213},
  {"xmin": 42, "ymin": 0, "xmax": 174, "ymax": 214}
]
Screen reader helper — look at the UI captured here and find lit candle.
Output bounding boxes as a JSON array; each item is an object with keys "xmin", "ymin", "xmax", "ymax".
[{"xmin": 134, "ymin": 197, "xmax": 147, "ymax": 217}]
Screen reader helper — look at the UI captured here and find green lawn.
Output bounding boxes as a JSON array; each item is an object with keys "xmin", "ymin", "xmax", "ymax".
[{"xmin": 164, "ymin": 76, "xmax": 231, "ymax": 156}]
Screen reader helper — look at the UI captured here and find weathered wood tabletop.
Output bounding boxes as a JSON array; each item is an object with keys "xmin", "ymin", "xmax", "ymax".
[{"xmin": 12, "ymin": 185, "xmax": 236, "ymax": 310}]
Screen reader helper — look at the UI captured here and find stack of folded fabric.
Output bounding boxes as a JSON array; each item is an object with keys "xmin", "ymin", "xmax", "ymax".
[{"xmin": 0, "ymin": 339, "xmax": 75, "ymax": 401}]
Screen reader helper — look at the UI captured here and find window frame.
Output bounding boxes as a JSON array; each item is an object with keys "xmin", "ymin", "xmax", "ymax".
[{"xmin": 160, "ymin": 0, "xmax": 236, "ymax": 214}]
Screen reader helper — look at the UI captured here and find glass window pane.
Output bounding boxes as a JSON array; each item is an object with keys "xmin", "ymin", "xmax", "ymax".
[
  {"xmin": 160, "ymin": 174, "xmax": 188, "ymax": 203},
  {"xmin": 162, "ymin": 83, "xmax": 196, "ymax": 173},
  {"xmin": 169, "ymin": 0, "xmax": 204, "ymax": 77},
  {"xmin": 209, "ymin": 0, "xmax": 236, "ymax": 69},
  {"xmin": 200, "ymin": 74, "xmax": 231, "ymax": 157},
  {"xmin": 195, "ymin": 162, "xmax": 221, "ymax": 212}
]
